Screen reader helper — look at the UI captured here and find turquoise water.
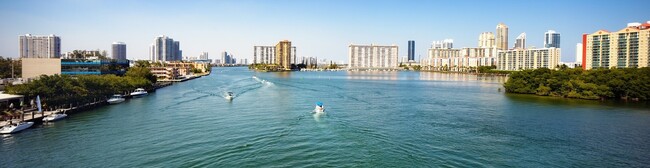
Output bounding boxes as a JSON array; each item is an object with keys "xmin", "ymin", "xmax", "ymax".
[{"xmin": 2, "ymin": 67, "xmax": 650, "ymax": 167}]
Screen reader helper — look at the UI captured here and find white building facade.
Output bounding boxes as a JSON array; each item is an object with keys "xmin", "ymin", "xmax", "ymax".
[
  {"xmin": 496, "ymin": 48, "xmax": 561, "ymax": 70},
  {"xmin": 19, "ymin": 34, "xmax": 61, "ymax": 58},
  {"xmin": 348, "ymin": 44, "xmax": 399, "ymax": 69}
]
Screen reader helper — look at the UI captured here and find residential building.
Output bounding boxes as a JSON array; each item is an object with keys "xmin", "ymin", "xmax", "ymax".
[
  {"xmin": 19, "ymin": 34, "xmax": 61, "ymax": 58},
  {"xmin": 112, "ymin": 42, "xmax": 127, "ymax": 61},
  {"xmin": 348, "ymin": 44, "xmax": 399, "ymax": 69},
  {"xmin": 432, "ymin": 39, "xmax": 453, "ymax": 49},
  {"xmin": 253, "ymin": 45, "xmax": 297, "ymax": 65},
  {"xmin": 276, "ymin": 40, "xmax": 292, "ymax": 70},
  {"xmin": 496, "ymin": 48, "xmax": 561, "ymax": 70},
  {"xmin": 149, "ymin": 35, "xmax": 181, "ymax": 62},
  {"xmin": 221, "ymin": 51, "xmax": 236, "ymax": 65},
  {"xmin": 199, "ymin": 52, "xmax": 208, "ymax": 60},
  {"xmin": 576, "ymin": 43, "xmax": 583, "ymax": 66},
  {"xmin": 514, "ymin": 33, "xmax": 526, "ymax": 49},
  {"xmin": 544, "ymin": 30, "xmax": 561, "ymax": 48},
  {"xmin": 478, "ymin": 32, "xmax": 496, "ymax": 48},
  {"xmin": 583, "ymin": 21, "xmax": 650, "ymax": 70},
  {"xmin": 427, "ymin": 47, "xmax": 497, "ymax": 71},
  {"xmin": 408, "ymin": 40, "xmax": 415, "ymax": 61},
  {"xmin": 496, "ymin": 23, "xmax": 509, "ymax": 50}
]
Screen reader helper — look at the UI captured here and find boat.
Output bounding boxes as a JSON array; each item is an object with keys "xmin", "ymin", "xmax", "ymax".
[
  {"xmin": 43, "ymin": 111, "xmax": 68, "ymax": 122},
  {"xmin": 107, "ymin": 94, "xmax": 126, "ymax": 104},
  {"xmin": 0, "ymin": 121, "xmax": 34, "ymax": 134},
  {"xmin": 130, "ymin": 88, "xmax": 148, "ymax": 97},
  {"xmin": 314, "ymin": 102, "xmax": 325, "ymax": 113},
  {"xmin": 225, "ymin": 92, "xmax": 234, "ymax": 100}
]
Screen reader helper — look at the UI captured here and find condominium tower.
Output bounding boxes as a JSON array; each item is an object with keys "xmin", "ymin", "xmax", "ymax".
[
  {"xmin": 544, "ymin": 30, "xmax": 561, "ymax": 48},
  {"xmin": 112, "ymin": 42, "xmax": 127, "ymax": 61},
  {"xmin": 583, "ymin": 22, "xmax": 650, "ymax": 70},
  {"xmin": 514, "ymin": 33, "xmax": 526, "ymax": 49},
  {"xmin": 276, "ymin": 40, "xmax": 293, "ymax": 70},
  {"xmin": 496, "ymin": 23, "xmax": 509, "ymax": 50},
  {"xmin": 408, "ymin": 40, "xmax": 415, "ymax": 61},
  {"xmin": 253, "ymin": 44, "xmax": 296, "ymax": 65},
  {"xmin": 19, "ymin": 34, "xmax": 61, "ymax": 58},
  {"xmin": 149, "ymin": 35, "xmax": 182, "ymax": 62},
  {"xmin": 478, "ymin": 32, "xmax": 496, "ymax": 48},
  {"xmin": 348, "ymin": 44, "xmax": 399, "ymax": 69}
]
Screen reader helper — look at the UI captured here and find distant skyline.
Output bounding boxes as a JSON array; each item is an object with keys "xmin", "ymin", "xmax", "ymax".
[{"xmin": 1, "ymin": 0, "xmax": 648, "ymax": 62}]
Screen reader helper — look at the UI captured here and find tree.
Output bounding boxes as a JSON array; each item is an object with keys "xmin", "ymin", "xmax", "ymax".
[
  {"xmin": 0, "ymin": 56, "xmax": 21, "ymax": 78},
  {"xmin": 126, "ymin": 67, "xmax": 157, "ymax": 84}
]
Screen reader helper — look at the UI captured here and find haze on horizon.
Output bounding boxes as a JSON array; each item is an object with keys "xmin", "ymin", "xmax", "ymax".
[{"xmin": 0, "ymin": 0, "xmax": 648, "ymax": 63}]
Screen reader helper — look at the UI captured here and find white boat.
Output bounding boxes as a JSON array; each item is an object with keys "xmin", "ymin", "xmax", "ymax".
[
  {"xmin": 225, "ymin": 92, "xmax": 234, "ymax": 100},
  {"xmin": 130, "ymin": 88, "xmax": 148, "ymax": 97},
  {"xmin": 314, "ymin": 102, "xmax": 325, "ymax": 113},
  {"xmin": 43, "ymin": 112, "xmax": 68, "ymax": 122},
  {"xmin": 107, "ymin": 94, "xmax": 125, "ymax": 104},
  {"xmin": 0, "ymin": 121, "xmax": 34, "ymax": 134}
]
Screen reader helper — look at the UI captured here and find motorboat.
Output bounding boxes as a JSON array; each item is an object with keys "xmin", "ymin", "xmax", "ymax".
[
  {"xmin": 225, "ymin": 92, "xmax": 234, "ymax": 100},
  {"xmin": 130, "ymin": 88, "xmax": 148, "ymax": 97},
  {"xmin": 314, "ymin": 102, "xmax": 325, "ymax": 113},
  {"xmin": 0, "ymin": 121, "xmax": 34, "ymax": 134},
  {"xmin": 107, "ymin": 94, "xmax": 126, "ymax": 104},
  {"xmin": 43, "ymin": 111, "xmax": 68, "ymax": 122}
]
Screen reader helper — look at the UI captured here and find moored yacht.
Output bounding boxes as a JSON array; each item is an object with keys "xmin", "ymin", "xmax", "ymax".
[
  {"xmin": 0, "ymin": 121, "xmax": 34, "ymax": 134},
  {"xmin": 130, "ymin": 88, "xmax": 148, "ymax": 97},
  {"xmin": 107, "ymin": 94, "xmax": 126, "ymax": 104},
  {"xmin": 43, "ymin": 111, "xmax": 68, "ymax": 122}
]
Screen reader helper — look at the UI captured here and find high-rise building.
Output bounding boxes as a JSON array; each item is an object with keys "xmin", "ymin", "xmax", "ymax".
[
  {"xmin": 253, "ymin": 45, "xmax": 296, "ymax": 64},
  {"xmin": 276, "ymin": 40, "xmax": 292, "ymax": 70},
  {"xmin": 583, "ymin": 21, "xmax": 650, "ymax": 70},
  {"xmin": 112, "ymin": 42, "xmax": 127, "ymax": 61},
  {"xmin": 576, "ymin": 43, "xmax": 583, "ymax": 65},
  {"xmin": 221, "ymin": 51, "xmax": 233, "ymax": 64},
  {"xmin": 478, "ymin": 32, "xmax": 496, "ymax": 48},
  {"xmin": 348, "ymin": 44, "xmax": 399, "ymax": 69},
  {"xmin": 431, "ymin": 39, "xmax": 454, "ymax": 49},
  {"xmin": 544, "ymin": 30, "xmax": 561, "ymax": 48},
  {"xmin": 408, "ymin": 40, "xmax": 415, "ymax": 61},
  {"xmin": 149, "ymin": 35, "xmax": 181, "ymax": 62},
  {"xmin": 514, "ymin": 32, "xmax": 526, "ymax": 49},
  {"xmin": 199, "ymin": 52, "xmax": 208, "ymax": 60},
  {"xmin": 496, "ymin": 48, "xmax": 561, "ymax": 70},
  {"xmin": 19, "ymin": 34, "xmax": 61, "ymax": 58},
  {"xmin": 496, "ymin": 23, "xmax": 509, "ymax": 50}
]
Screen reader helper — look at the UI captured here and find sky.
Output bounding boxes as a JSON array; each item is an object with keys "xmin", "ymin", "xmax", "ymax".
[{"xmin": 1, "ymin": 0, "xmax": 648, "ymax": 63}]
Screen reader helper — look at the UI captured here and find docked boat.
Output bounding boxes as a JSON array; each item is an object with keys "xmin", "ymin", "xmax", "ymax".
[
  {"xmin": 130, "ymin": 88, "xmax": 148, "ymax": 97},
  {"xmin": 107, "ymin": 94, "xmax": 126, "ymax": 104},
  {"xmin": 225, "ymin": 92, "xmax": 234, "ymax": 100},
  {"xmin": 43, "ymin": 111, "xmax": 68, "ymax": 122},
  {"xmin": 314, "ymin": 102, "xmax": 325, "ymax": 113},
  {"xmin": 0, "ymin": 121, "xmax": 34, "ymax": 134}
]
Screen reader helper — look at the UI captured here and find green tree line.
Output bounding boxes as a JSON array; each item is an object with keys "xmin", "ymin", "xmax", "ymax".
[
  {"xmin": 504, "ymin": 67, "xmax": 650, "ymax": 101},
  {"xmin": 0, "ymin": 56, "xmax": 21, "ymax": 78}
]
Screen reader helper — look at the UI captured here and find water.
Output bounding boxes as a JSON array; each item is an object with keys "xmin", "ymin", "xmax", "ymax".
[{"xmin": 2, "ymin": 67, "xmax": 649, "ymax": 167}]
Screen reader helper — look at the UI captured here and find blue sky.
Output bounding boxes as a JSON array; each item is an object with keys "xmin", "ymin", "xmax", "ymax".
[{"xmin": 1, "ymin": 0, "xmax": 648, "ymax": 63}]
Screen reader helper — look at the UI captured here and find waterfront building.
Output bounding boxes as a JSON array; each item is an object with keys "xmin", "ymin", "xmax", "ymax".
[
  {"xmin": 408, "ymin": 40, "xmax": 415, "ymax": 61},
  {"xmin": 112, "ymin": 42, "xmax": 127, "ymax": 61},
  {"xmin": 583, "ymin": 21, "xmax": 650, "ymax": 70},
  {"xmin": 478, "ymin": 32, "xmax": 496, "ymax": 48},
  {"xmin": 21, "ymin": 58, "xmax": 129, "ymax": 79},
  {"xmin": 431, "ymin": 39, "xmax": 453, "ymax": 49},
  {"xmin": 496, "ymin": 48, "xmax": 561, "ymax": 70},
  {"xmin": 496, "ymin": 23, "xmax": 509, "ymax": 50},
  {"xmin": 544, "ymin": 30, "xmax": 561, "ymax": 48},
  {"xmin": 348, "ymin": 44, "xmax": 399, "ymax": 69},
  {"xmin": 427, "ymin": 47, "xmax": 497, "ymax": 71},
  {"xmin": 276, "ymin": 40, "xmax": 292, "ymax": 70},
  {"xmin": 253, "ymin": 44, "xmax": 297, "ymax": 65},
  {"xmin": 149, "ymin": 35, "xmax": 182, "ymax": 62},
  {"xmin": 514, "ymin": 33, "xmax": 526, "ymax": 49},
  {"xmin": 221, "ymin": 51, "xmax": 236, "ymax": 65},
  {"xmin": 19, "ymin": 34, "xmax": 61, "ymax": 58}
]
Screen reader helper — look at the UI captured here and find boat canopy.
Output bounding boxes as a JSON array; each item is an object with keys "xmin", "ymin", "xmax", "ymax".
[{"xmin": 316, "ymin": 102, "xmax": 323, "ymax": 107}]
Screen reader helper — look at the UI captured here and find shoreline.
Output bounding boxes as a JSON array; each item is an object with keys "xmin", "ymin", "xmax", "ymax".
[{"xmin": 1, "ymin": 72, "xmax": 211, "ymax": 128}]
